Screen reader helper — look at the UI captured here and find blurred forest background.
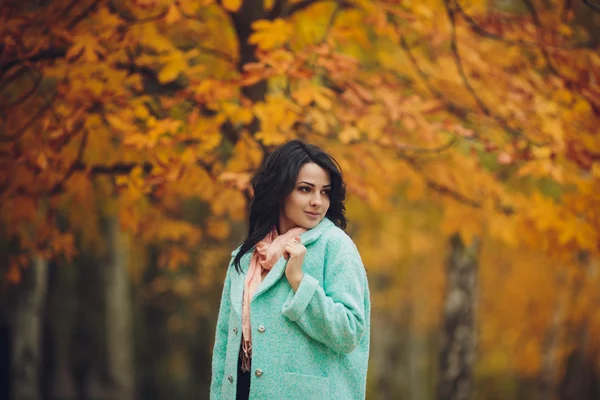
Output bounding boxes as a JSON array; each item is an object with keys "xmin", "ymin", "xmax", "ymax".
[{"xmin": 1, "ymin": 0, "xmax": 599, "ymax": 399}]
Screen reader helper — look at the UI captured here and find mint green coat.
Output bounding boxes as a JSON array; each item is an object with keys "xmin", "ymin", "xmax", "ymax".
[{"xmin": 210, "ymin": 217, "xmax": 370, "ymax": 399}]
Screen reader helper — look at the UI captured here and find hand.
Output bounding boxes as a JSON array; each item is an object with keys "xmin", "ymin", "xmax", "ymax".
[{"xmin": 283, "ymin": 236, "xmax": 306, "ymax": 292}]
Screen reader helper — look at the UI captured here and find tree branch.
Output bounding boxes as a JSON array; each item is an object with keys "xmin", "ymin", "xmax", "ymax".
[
  {"xmin": 266, "ymin": 0, "xmax": 286, "ymax": 19},
  {"xmin": 583, "ymin": 0, "xmax": 600, "ymax": 12},
  {"xmin": 67, "ymin": 0, "xmax": 100, "ymax": 30},
  {"xmin": 0, "ymin": 91, "xmax": 58, "ymax": 142},
  {"xmin": 281, "ymin": 0, "xmax": 319, "ymax": 17},
  {"xmin": 522, "ymin": 0, "xmax": 600, "ymax": 116},
  {"xmin": 0, "ymin": 48, "xmax": 67, "ymax": 77},
  {"xmin": 443, "ymin": 0, "xmax": 491, "ymax": 117},
  {"xmin": 442, "ymin": 0, "xmax": 550, "ymax": 145},
  {"xmin": 108, "ymin": 1, "xmax": 169, "ymax": 24},
  {"xmin": 400, "ymin": 154, "xmax": 514, "ymax": 214},
  {"xmin": 48, "ymin": 129, "xmax": 89, "ymax": 196},
  {"xmin": 454, "ymin": 1, "xmax": 598, "ymax": 50},
  {"xmin": 0, "ymin": 68, "xmax": 42, "ymax": 109},
  {"xmin": 394, "ymin": 136, "xmax": 459, "ymax": 155}
]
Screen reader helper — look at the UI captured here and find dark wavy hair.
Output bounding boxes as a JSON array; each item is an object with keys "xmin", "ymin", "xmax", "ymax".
[{"xmin": 233, "ymin": 140, "xmax": 347, "ymax": 272}]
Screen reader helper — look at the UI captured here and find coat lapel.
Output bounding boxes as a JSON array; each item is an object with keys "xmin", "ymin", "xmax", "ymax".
[{"xmin": 229, "ymin": 250, "xmax": 249, "ymax": 317}]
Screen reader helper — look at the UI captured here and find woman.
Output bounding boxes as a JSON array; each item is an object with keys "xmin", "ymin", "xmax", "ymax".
[{"xmin": 210, "ymin": 140, "xmax": 370, "ymax": 400}]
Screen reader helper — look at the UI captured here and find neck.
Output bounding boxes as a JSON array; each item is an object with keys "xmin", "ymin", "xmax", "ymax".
[
  {"xmin": 277, "ymin": 223, "xmax": 290, "ymax": 236},
  {"xmin": 277, "ymin": 215, "xmax": 294, "ymax": 236}
]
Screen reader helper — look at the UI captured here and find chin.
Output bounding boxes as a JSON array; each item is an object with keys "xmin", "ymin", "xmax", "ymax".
[{"xmin": 303, "ymin": 218, "xmax": 322, "ymax": 229}]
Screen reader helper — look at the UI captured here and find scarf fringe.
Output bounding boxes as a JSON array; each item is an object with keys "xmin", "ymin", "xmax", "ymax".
[{"xmin": 241, "ymin": 338, "xmax": 252, "ymax": 372}]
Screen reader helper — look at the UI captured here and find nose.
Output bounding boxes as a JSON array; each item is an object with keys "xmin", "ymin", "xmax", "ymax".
[{"xmin": 310, "ymin": 192, "xmax": 322, "ymax": 208}]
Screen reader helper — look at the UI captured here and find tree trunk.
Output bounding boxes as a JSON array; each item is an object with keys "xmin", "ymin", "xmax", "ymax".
[
  {"xmin": 229, "ymin": 1, "xmax": 268, "ymax": 149},
  {"xmin": 539, "ymin": 282, "xmax": 567, "ymax": 400},
  {"xmin": 370, "ymin": 311, "xmax": 405, "ymax": 399},
  {"xmin": 44, "ymin": 260, "xmax": 76, "ymax": 399},
  {"xmin": 408, "ymin": 302, "xmax": 429, "ymax": 400},
  {"xmin": 559, "ymin": 327, "xmax": 598, "ymax": 400},
  {"xmin": 70, "ymin": 248, "xmax": 107, "ymax": 400},
  {"xmin": 232, "ymin": 1, "xmax": 267, "ymax": 103},
  {"xmin": 102, "ymin": 214, "xmax": 134, "ymax": 399},
  {"xmin": 437, "ymin": 234, "xmax": 479, "ymax": 400},
  {"xmin": 10, "ymin": 255, "xmax": 48, "ymax": 400},
  {"xmin": 558, "ymin": 256, "xmax": 600, "ymax": 400}
]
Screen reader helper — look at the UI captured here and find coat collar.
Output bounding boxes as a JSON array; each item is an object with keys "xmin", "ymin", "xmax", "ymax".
[{"xmin": 229, "ymin": 217, "xmax": 334, "ymax": 316}]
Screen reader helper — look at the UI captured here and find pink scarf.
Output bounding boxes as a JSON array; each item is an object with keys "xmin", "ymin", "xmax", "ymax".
[{"xmin": 240, "ymin": 226, "xmax": 306, "ymax": 372}]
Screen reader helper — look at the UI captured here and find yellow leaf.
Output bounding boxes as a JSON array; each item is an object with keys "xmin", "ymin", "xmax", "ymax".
[
  {"xmin": 292, "ymin": 85, "xmax": 314, "ymax": 106},
  {"xmin": 558, "ymin": 24, "xmax": 573, "ymax": 37},
  {"xmin": 66, "ymin": 35, "xmax": 106, "ymax": 62},
  {"xmin": 222, "ymin": 0, "xmax": 242, "ymax": 12},
  {"xmin": 37, "ymin": 153, "xmax": 48, "ymax": 170},
  {"xmin": 249, "ymin": 19, "xmax": 293, "ymax": 50},
  {"xmin": 164, "ymin": 4, "xmax": 181, "ymax": 24},
  {"xmin": 532, "ymin": 146, "xmax": 551, "ymax": 159},
  {"xmin": 106, "ymin": 114, "xmax": 134, "ymax": 132},
  {"xmin": 592, "ymin": 163, "xmax": 600, "ymax": 179},
  {"xmin": 293, "ymin": 83, "xmax": 334, "ymax": 110},
  {"xmin": 158, "ymin": 61, "xmax": 184, "ymax": 84},
  {"xmin": 134, "ymin": 104, "xmax": 149, "ymax": 120},
  {"xmin": 255, "ymin": 129, "xmax": 288, "ymax": 146},
  {"xmin": 339, "ymin": 126, "xmax": 360, "ymax": 144},
  {"xmin": 264, "ymin": 0, "xmax": 275, "ymax": 11}
]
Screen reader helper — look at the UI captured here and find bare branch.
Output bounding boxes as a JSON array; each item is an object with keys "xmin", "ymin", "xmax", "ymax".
[
  {"xmin": 60, "ymin": 0, "xmax": 81, "ymax": 18},
  {"xmin": 67, "ymin": 0, "xmax": 100, "ymax": 30},
  {"xmin": 0, "ymin": 91, "xmax": 58, "ymax": 142},
  {"xmin": 398, "ymin": 152, "xmax": 482, "ymax": 208},
  {"xmin": 196, "ymin": 44, "xmax": 236, "ymax": 64},
  {"xmin": 89, "ymin": 162, "xmax": 153, "ymax": 175},
  {"xmin": 108, "ymin": 1, "xmax": 169, "ymax": 24},
  {"xmin": 400, "ymin": 154, "xmax": 514, "ymax": 215},
  {"xmin": 398, "ymin": 36, "xmax": 471, "ymax": 122},
  {"xmin": 394, "ymin": 136, "xmax": 459, "ymax": 155},
  {"xmin": 454, "ymin": 1, "xmax": 598, "ymax": 50},
  {"xmin": 0, "ymin": 48, "xmax": 66, "ymax": 77},
  {"xmin": 522, "ymin": 0, "xmax": 600, "ymax": 116},
  {"xmin": 583, "ymin": 0, "xmax": 600, "ymax": 12},
  {"xmin": 266, "ymin": 0, "xmax": 286, "ymax": 19},
  {"xmin": 442, "ymin": 1, "xmax": 551, "ymax": 145},
  {"xmin": 443, "ymin": 0, "xmax": 491, "ymax": 116},
  {"xmin": 0, "ymin": 68, "xmax": 42, "ymax": 109},
  {"xmin": 281, "ymin": 0, "xmax": 319, "ymax": 17},
  {"xmin": 48, "ymin": 129, "xmax": 89, "ymax": 196}
]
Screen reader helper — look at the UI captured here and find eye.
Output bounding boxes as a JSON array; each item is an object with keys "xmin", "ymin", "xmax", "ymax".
[
  {"xmin": 299, "ymin": 186, "xmax": 311, "ymax": 192},
  {"xmin": 321, "ymin": 190, "xmax": 330, "ymax": 196}
]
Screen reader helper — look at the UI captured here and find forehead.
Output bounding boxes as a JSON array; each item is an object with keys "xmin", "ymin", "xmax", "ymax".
[{"xmin": 296, "ymin": 162, "xmax": 331, "ymax": 184}]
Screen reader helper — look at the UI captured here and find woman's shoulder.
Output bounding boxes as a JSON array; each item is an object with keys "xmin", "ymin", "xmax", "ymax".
[
  {"xmin": 316, "ymin": 223, "xmax": 361, "ymax": 260},
  {"xmin": 230, "ymin": 244, "xmax": 243, "ymax": 258}
]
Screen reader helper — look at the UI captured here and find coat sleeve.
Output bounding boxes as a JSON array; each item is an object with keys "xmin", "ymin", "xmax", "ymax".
[
  {"xmin": 210, "ymin": 268, "xmax": 231, "ymax": 399},
  {"xmin": 280, "ymin": 252, "xmax": 368, "ymax": 354}
]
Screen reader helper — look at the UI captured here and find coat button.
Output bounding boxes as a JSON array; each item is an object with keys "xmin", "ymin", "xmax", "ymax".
[
  {"xmin": 233, "ymin": 327, "xmax": 238, "ymax": 334},
  {"xmin": 257, "ymin": 325, "xmax": 265, "ymax": 333},
  {"xmin": 255, "ymin": 369, "xmax": 263, "ymax": 377},
  {"xmin": 227, "ymin": 375, "xmax": 233, "ymax": 383}
]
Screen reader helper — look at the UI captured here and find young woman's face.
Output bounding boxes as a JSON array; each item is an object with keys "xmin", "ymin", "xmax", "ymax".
[{"xmin": 278, "ymin": 162, "xmax": 331, "ymax": 234}]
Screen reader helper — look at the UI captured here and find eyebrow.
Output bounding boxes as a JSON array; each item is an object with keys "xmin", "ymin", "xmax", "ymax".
[{"xmin": 299, "ymin": 181, "xmax": 332, "ymax": 188}]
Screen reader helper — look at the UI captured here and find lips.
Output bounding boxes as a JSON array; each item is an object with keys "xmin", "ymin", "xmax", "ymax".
[{"xmin": 305, "ymin": 211, "xmax": 321, "ymax": 218}]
